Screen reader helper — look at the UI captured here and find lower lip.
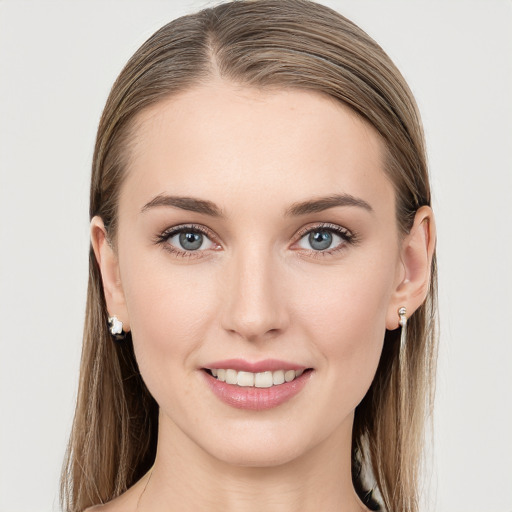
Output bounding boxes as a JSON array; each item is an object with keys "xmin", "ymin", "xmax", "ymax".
[{"xmin": 202, "ymin": 370, "xmax": 312, "ymax": 410}]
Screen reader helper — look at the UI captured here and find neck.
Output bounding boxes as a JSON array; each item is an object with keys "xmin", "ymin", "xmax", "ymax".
[{"xmin": 138, "ymin": 411, "xmax": 367, "ymax": 512}]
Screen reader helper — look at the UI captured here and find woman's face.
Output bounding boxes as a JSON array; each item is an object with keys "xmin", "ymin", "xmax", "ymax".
[{"xmin": 113, "ymin": 80, "xmax": 404, "ymax": 466}]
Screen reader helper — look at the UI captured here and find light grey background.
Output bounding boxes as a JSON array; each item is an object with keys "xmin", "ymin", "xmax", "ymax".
[{"xmin": 1, "ymin": 1, "xmax": 511, "ymax": 511}]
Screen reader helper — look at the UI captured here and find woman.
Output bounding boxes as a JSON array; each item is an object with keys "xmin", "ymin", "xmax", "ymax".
[{"xmin": 61, "ymin": 1, "xmax": 437, "ymax": 511}]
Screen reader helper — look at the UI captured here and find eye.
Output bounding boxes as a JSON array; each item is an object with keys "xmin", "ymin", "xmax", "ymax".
[
  {"xmin": 295, "ymin": 224, "xmax": 355, "ymax": 253},
  {"xmin": 170, "ymin": 230, "xmax": 213, "ymax": 251},
  {"xmin": 156, "ymin": 224, "xmax": 219, "ymax": 256}
]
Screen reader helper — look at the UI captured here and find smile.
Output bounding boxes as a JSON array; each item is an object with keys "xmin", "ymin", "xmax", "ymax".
[
  {"xmin": 202, "ymin": 361, "xmax": 313, "ymax": 410},
  {"xmin": 207, "ymin": 368, "xmax": 305, "ymax": 388}
]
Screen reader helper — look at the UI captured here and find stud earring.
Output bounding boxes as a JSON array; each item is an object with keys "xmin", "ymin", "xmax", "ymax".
[
  {"xmin": 398, "ymin": 307, "xmax": 407, "ymax": 351},
  {"xmin": 108, "ymin": 315, "xmax": 128, "ymax": 341}
]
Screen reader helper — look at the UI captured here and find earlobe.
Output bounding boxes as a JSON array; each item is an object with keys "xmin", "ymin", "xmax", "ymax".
[
  {"xmin": 386, "ymin": 206, "xmax": 436, "ymax": 330},
  {"xmin": 90, "ymin": 216, "xmax": 130, "ymax": 332}
]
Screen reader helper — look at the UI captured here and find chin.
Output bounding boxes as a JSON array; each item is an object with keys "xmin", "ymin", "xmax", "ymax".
[
  {"xmin": 191, "ymin": 418, "xmax": 329, "ymax": 469},
  {"xmin": 210, "ymin": 441, "xmax": 307, "ymax": 468}
]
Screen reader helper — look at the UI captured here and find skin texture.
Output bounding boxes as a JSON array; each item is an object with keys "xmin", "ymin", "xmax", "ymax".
[{"xmin": 90, "ymin": 80, "xmax": 435, "ymax": 512}]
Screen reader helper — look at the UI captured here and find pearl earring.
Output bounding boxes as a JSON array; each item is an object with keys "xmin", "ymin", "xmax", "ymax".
[{"xmin": 108, "ymin": 315, "xmax": 127, "ymax": 341}]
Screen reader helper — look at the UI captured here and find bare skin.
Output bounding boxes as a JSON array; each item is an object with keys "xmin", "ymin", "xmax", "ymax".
[{"xmin": 90, "ymin": 80, "xmax": 435, "ymax": 512}]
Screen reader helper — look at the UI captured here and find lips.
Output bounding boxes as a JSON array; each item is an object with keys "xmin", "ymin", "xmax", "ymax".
[
  {"xmin": 205, "ymin": 358, "xmax": 307, "ymax": 373},
  {"xmin": 207, "ymin": 368, "xmax": 304, "ymax": 388},
  {"xmin": 202, "ymin": 359, "xmax": 313, "ymax": 410}
]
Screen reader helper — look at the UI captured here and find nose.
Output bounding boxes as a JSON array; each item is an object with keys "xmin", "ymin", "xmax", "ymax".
[{"xmin": 220, "ymin": 246, "xmax": 289, "ymax": 342}]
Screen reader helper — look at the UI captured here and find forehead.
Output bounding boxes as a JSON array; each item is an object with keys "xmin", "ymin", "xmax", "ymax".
[{"xmin": 120, "ymin": 80, "xmax": 394, "ymax": 218}]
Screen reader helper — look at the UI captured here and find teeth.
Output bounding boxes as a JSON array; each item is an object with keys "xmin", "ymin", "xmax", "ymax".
[
  {"xmin": 226, "ymin": 369, "xmax": 237, "ymax": 385},
  {"xmin": 237, "ymin": 371, "xmax": 254, "ymax": 387},
  {"xmin": 272, "ymin": 370, "xmax": 285, "ymax": 385},
  {"xmin": 255, "ymin": 371, "xmax": 273, "ymax": 388},
  {"xmin": 284, "ymin": 370, "xmax": 296, "ymax": 382},
  {"xmin": 209, "ymin": 368, "xmax": 306, "ymax": 387}
]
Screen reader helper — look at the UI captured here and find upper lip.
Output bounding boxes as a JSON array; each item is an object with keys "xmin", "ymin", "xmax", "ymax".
[{"xmin": 203, "ymin": 358, "xmax": 308, "ymax": 373}]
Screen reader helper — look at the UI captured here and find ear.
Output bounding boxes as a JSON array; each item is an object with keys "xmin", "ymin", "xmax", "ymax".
[
  {"xmin": 90, "ymin": 216, "xmax": 130, "ymax": 332},
  {"xmin": 386, "ymin": 206, "xmax": 436, "ymax": 330}
]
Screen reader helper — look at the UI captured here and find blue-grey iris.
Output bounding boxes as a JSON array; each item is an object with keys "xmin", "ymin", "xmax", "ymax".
[
  {"xmin": 309, "ymin": 230, "xmax": 332, "ymax": 250},
  {"xmin": 179, "ymin": 232, "xmax": 203, "ymax": 250}
]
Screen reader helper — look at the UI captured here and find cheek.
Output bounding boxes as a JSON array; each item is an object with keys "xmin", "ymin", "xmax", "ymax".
[
  {"xmin": 296, "ymin": 255, "xmax": 394, "ymax": 338},
  {"xmin": 119, "ymin": 250, "xmax": 219, "ymax": 380},
  {"xmin": 292, "ymin": 256, "xmax": 395, "ymax": 401}
]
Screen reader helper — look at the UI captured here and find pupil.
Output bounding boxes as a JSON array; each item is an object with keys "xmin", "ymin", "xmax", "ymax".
[
  {"xmin": 309, "ymin": 230, "xmax": 332, "ymax": 251},
  {"xmin": 179, "ymin": 232, "xmax": 203, "ymax": 250}
]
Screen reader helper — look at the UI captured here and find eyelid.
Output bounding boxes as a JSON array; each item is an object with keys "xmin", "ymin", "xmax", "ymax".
[
  {"xmin": 294, "ymin": 222, "xmax": 353, "ymax": 240},
  {"xmin": 159, "ymin": 223, "xmax": 215, "ymax": 240},
  {"xmin": 291, "ymin": 222, "xmax": 357, "ymax": 257},
  {"xmin": 154, "ymin": 222, "xmax": 356, "ymax": 259},
  {"xmin": 154, "ymin": 223, "xmax": 221, "ymax": 257}
]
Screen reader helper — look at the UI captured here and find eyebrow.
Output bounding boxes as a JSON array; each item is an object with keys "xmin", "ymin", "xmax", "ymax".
[
  {"xmin": 285, "ymin": 194, "xmax": 373, "ymax": 216},
  {"xmin": 141, "ymin": 192, "xmax": 373, "ymax": 217},
  {"xmin": 141, "ymin": 194, "xmax": 224, "ymax": 217}
]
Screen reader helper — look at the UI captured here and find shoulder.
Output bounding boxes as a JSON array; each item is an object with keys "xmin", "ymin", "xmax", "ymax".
[
  {"xmin": 84, "ymin": 505, "xmax": 116, "ymax": 512},
  {"xmin": 82, "ymin": 470, "xmax": 150, "ymax": 512},
  {"xmin": 83, "ymin": 500, "xmax": 130, "ymax": 512},
  {"xmin": 82, "ymin": 481, "xmax": 143, "ymax": 512},
  {"xmin": 83, "ymin": 501, "xmax": 126, "ymax": 512}
]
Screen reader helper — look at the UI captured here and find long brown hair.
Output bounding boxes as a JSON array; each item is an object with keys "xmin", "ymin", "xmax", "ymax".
[{"xmin": 61, "ymin": 1, "xmax": 438, "ymax": 510}]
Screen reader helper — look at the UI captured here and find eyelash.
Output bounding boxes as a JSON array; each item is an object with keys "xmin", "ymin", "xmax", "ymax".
[
  {"xmin": 293, "ymin": 223, "xmax": 357, "ymax": 259},
  {"xmin": 154, "ymin": 222, "xmax": 358, "ymax": 259},
  {"xmin": 154, "ymin": 224, "xmax": 217, "ymax": 259}
]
